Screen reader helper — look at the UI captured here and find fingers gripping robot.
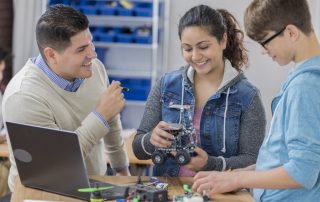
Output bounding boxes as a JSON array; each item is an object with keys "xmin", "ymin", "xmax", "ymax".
[{"xmin": 152, "ymin": 78, "xmax": 197, "ymax": 165}]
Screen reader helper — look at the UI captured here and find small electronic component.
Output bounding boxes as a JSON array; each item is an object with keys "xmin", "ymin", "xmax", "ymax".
[{"xmin": 173, "ymin": 184, "xmax": 210, "ymax": 202}]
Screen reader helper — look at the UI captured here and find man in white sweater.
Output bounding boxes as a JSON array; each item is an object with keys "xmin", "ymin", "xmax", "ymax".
[{"xmin": 2, "ymin": 4, "xmax": 130, "ymax": 192}]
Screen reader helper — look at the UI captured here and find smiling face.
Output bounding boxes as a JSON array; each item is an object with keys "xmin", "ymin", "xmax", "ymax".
[
  {"xmin": 45, "ymin": 28, "xmax": 97, "ymax": 81},
  {"xmin": 180, "ymin": 26, "xmax": 226, "ymax": 76}
]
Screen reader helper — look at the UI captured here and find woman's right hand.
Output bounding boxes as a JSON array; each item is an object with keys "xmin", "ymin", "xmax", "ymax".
[{"xmin": 150, "ymin": 121, "xmax": 175, "ymax": 148}]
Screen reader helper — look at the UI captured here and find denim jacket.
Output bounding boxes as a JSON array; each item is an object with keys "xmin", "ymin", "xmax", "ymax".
[
  {"xmin": 153, "ymin": 62, "xmax": 264, "ymax": 176},
  {"xmin": 132, "ymin": 60, "xmax": 266, "ymax": 176}
]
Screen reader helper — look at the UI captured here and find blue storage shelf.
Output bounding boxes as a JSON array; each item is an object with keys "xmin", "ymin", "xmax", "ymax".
[
  {"xmin": 115, "ymin": 27, "xmax": 134, "ymax": 43},
  {"xmin": 95, "ymin": 48, "xmax": 106, "ymax": 63},
  {"xmin": 134, "ymin": 2, "xmax": 153, "ymax": 17},
  {"xmin": 109, "ymin": 76, "xmax": 151, "ymax": 101},
  {"xmin": 117, "ymin": 6, "xmax": 134, "ymax": 16},
  {"xmin": 81, "ymin": 5, "xmax": 98, "ymax": 15},
  {"xmin": 49, "ymin": 0, "xmax": 161, "ymax": 104},
  {"xmin": 97, "ymin": 27, "xmax": 115, "ymax": 42},
  {"xmin": 49, "ymin": 0, "xmax": 71, "ymax": 5},
  {"xmin": 134, "ymin": 27, "xmax": 152, "ymax": 44},
  {"xmin": 99, "ymin": 6, "xmax": 116, "ymax": 16}
]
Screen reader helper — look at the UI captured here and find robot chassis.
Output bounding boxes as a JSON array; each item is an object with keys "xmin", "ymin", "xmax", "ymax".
[{"xmin": 152, "ymin": 98, "xmax": 197, "ymax": 165}]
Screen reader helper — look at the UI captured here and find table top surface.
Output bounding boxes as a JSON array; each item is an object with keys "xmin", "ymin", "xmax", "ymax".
[{"xmin": 11, "ymin": 176, "xmax": 254, "ymax": 202}]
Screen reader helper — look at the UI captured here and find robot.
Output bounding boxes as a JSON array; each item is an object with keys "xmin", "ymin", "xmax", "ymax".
[{"xmin": 151, "ymin": 97, "xmax": 197, "ymax": 165}]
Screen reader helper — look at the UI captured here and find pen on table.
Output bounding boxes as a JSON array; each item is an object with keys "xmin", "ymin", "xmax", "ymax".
[{"xmin": 119, "ymin": 86, "xmax": 129, "ymax": 92}]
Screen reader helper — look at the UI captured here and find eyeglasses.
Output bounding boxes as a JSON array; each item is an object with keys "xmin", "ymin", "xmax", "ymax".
[{"xmin": 260, "ymin": 27, "xmax": 286, "ymax": 48}]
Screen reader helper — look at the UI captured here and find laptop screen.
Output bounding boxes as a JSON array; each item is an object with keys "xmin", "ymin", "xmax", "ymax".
[{"xmin": 6, "ymin": 121, "xmax": 91, "ymax": 200}]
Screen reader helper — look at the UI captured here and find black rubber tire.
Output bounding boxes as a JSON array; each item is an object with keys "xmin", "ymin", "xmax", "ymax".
[
  {"xmin": 151, "ymin": 150, "xmax": 166, "ymax": 164},
  {"xmin": 175, "ymin": 150, "xmax": 191, "ymax": 165}
]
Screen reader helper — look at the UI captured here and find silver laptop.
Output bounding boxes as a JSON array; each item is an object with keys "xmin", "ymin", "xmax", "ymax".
[{"xmin": 6, "ymin": 121, "xmax": 92, "ymax": 200}]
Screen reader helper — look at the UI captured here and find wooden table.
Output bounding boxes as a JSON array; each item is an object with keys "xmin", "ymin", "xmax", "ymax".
[
  {"xmin": 0, "ymin": 142, "xmax": 9, "ymax": 157},
  {"xmin": 11, "ymin": 176, "xmax": 254, "ymax": 202}
]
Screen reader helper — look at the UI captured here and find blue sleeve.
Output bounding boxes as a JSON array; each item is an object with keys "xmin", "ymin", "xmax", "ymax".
[
  {"xmin": 93, "ymin": 111, "xmax": 110, "ymax": 129},
  {"xmin": 283, "ymin": 78, "xmax": 320, "ymax": 189}
]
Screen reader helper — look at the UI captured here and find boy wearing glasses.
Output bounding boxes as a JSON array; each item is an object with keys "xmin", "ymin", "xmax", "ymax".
[{"xmin": 192, "ymin": 0, "xmax": 320, "ymax": 201}]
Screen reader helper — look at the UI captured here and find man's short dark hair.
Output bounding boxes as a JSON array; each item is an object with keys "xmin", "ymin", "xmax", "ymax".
[{"xmin": 36, "ymin": 4, "xmax": 89, "ymax": 58}]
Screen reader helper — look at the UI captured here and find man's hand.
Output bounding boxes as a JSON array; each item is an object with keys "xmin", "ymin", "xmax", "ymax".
[{"xmin": 96, "ymin": 80, "xmax": 125, "ymax": 121}]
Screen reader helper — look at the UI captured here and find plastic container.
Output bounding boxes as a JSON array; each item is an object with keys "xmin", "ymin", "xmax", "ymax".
[
  {"xmin": 134, "ymin": 3, "xmax": 153, "ymax": 17},
  {"xmin": 95, "ymin": 48, "xmax": 106, "ymax": 63},
  {"xmin": 89, "ymin": 27, "xmax": 99, "ymax": 41},
  {"xmin": 134, "ymin": 27, "xmax": 152, "ymax": 44},
  {"xmin": 79, "ymin": 0, "xmax": 88, "ymax": 6},
  {"xmin": 99, "ymin": 1, "xmax": 117, "ymax": 16},
  {"xmin": 49, "ymin": 0, "xmax": 69, "ymax": 5},
  {"xmin": 68, "ymin": 0, "xmax": 80, "ymax": 6},
  {"xmin": 115, "ymin": 27, "xmax": 134, "ymax": 43},
  {"xmin": 117, "ymin": 4, "xmax": 134, "ymax": 16},
  {"xmin": 100, "ymin": 6, "xmax": 117, "ymax": 15},
  {"xmin": 109, "ymin": 77, "xmax": 151, "ymax": 101},
  {"xmin": 98, "ymin": 27, "xmax": 115, "ymax": 42},
  {"xmin": 81, "ymin": 5, "xmax": 98, "ymax": 15}
]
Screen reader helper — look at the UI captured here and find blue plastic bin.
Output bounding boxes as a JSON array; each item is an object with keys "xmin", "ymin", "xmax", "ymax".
[
  {"xmin": 117, "ymin": 34, "xmax": 133, "ymax": 43},
  {"xmin": 134, "ymin": 3, "xmax": 152, "ymax": 17},
  {"xmin": 117, "ymin": 5, "xmax": 134, "ymax": 16},
  {"xmin": 48, "ymin": 0, "xmax": 66, "ymax": 5},
  {"xmin": 109, "ymin": 77, "xmax": 151, "ymax": 101},
  {"xmin": 134, "ymin": 35, "xmax": 152, "ymax": 44},
  {"xmin": 79, "ymin": 0, "xmax": 87, "ymax": 6},
  {"xmin": 95, "ymin": 48, "xmax": 106, "ymax": 63},
  {"xmin": 69, "ymin": 0, "xmax": 80, "ymax": 6},
  {"xmin": 115, "ymin": 27, "xmax": 134, "ymax": 43},
  {"xmin": 81, "ymin": 5, "xmax": 98, "ymax": 15},
  {"xmin": 90, "ymin": 28, "xmax": 100, "ymax": 41},
  {"xmin": 98, "ymin": 1, "xmax": 117, "ymax": 15},
  {"xmin": 100, "ymin": 6, "xmax": 116, "ymax": 15},
  {"xmin": 134, "ymin": 27, "xmax": 152, "ymax": 44},
  {"xmin": 97, "ymin": 27, "xmax": 115, "ymax": 42}
]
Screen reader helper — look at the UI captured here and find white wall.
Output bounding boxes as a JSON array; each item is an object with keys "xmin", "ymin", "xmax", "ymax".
[
  {"xmin": 166, "ymin": 0, "xmax": 320, "ymax": 127},
  {"xmin": 12, "ymin": 0, "xmax": 47, "ymax": 74}
]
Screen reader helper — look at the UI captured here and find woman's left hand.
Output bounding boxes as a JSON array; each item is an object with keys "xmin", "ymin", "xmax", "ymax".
[{"xmin": 182, "ymin": 147, "xmax": 208, "ymax": 171}]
